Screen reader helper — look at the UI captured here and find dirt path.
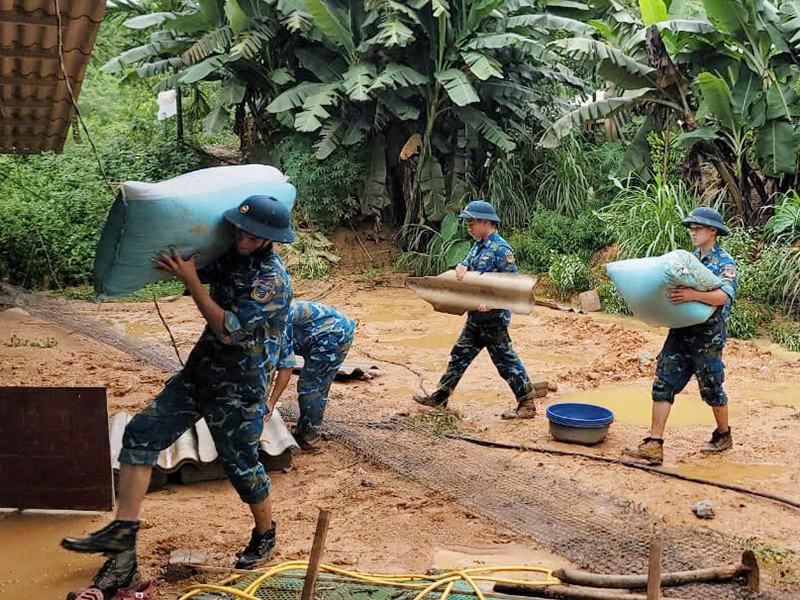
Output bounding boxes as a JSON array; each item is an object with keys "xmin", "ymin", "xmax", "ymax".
[{"xmin": 2, "ymin": 275, "xmax": 799, "ymax": 598}]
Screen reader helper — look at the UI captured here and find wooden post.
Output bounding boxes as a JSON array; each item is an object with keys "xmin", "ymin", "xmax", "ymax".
[
  {"xmin": 647, "ymin": 538, "xmax": 662, "ymax": 600},
  {"xmin": 301, "ymin": 509, "xmax": 330, "ymax": 600}
]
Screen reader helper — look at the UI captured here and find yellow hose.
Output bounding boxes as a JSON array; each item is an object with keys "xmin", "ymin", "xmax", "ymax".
[{"xmin": 178, "ymin": 561, "xmax": 560, "ymax": 600}]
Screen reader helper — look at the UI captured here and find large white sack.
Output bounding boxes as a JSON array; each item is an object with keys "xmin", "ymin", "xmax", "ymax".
[
  {"xmin": 94, "ymin": 164, "xmax": 295, "ymax": 299},
  {"xmin": 605, "ymin": 250, "xmax": 724, "ymax": 328}
]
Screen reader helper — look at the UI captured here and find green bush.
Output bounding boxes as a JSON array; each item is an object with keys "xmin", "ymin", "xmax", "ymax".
[
  {"xmin": 595, "ymin": 176, "xmax": 698, "ymax": 259},
  {"xmin": 737, "ymin": 245, "xmax": 783, "ymax": 305},
  {"xmin": 548, "ymin": 254, "xmax": 591, "ymax": 300},
  {"xmin": 598, "ymin": 281, "xmax": 633, "ymax": 316},
  {"xmin": 728, "ymin": 301, "xmax": 763, "ymax": 340},
  {"xmin": 268, "ymin": 135, "xmax": 365, "ymax": 233},
  {"xmin": 508, "ymin": 208, "xmax": 611, "ymax": 273},
  {"xmin": 396, "ymin": 213, "xmax": 471, "ymax": 276}
]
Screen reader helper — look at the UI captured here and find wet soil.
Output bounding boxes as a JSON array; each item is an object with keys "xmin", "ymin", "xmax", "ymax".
[{"xmin": 1, "ymin": 274, "xmax": 799, "ymax": 598}]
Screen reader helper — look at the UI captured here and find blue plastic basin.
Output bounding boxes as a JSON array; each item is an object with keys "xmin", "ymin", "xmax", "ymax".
[{"xmin": 546, "ymin": 403, "xmax": 615, "ymax": 445}]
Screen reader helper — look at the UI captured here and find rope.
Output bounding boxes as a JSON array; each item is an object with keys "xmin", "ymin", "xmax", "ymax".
[
  {"xmin": 152, "ymin": 287, "xmax": 184, "ymax": 367},
  {"xmin": 354, "ymin": 347, "xmax": 429, "ymax": 395},
  {"xmin": 178, "ymin": 561, "xmax": 560, "ymax": 600},
  {"xmin": 447, "ymin": 434, "xmax": 800, "ymax": 511}
]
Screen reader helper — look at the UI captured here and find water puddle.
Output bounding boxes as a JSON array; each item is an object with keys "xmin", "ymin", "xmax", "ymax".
[
  {"xmin": 741, "ymin": 383, "xmax": 800, "ymax": 407},
  {"xmin": 521, "ymin": 350, "xmax": 585, "ymax": 366},
  {"xmin": 668, "ymin": 464, "xmax": 788, "ymax": 485},
  {"xmin": 749, "ymin": 339, "xmax": 800, "ymax": 363},
  {"xmin": 125, "ymin": 321, "xmax": 166, "ymax": 340},
  {"xmin": 379, "ymin": 331, "xmax": 459, "ymax": 350},
  {"xmin": 0, "ymin": 511, "xmax": 106, "ymax": 600},
  {"xmin": 550, "ymin": 385, "xmax": 738, "ymax": 427}
]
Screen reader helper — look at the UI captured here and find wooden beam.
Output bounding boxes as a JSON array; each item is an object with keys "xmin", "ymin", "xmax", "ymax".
[
  {"xmin": 300, "ymin": 510, "xmax": 331, "ymax": 600},
  {"xmin": 647, "ymin": 538, "xmax": 662, "ymax": 600}
]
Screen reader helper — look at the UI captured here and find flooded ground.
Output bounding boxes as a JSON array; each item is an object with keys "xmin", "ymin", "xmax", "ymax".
[{"xmin": 2, "ymin": 275, "xmax": 800, "ymax": 598}]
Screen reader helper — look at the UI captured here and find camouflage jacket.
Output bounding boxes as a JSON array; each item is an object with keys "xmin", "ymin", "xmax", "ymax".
[
  {"xmin": 694, "ymin": 243, "xmax": 738, "ymax": 323},
  {"xmin": 277, "ymin": 300, "xmax": 356, "ymax": 367}
]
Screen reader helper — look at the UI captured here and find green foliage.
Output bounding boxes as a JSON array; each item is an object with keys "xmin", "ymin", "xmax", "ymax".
[
  {"xmin": 548, "ymin": 254, "xmax": 592, "ymax": 300},
  {"xmin": 596, "ymin": 177, "xmax": 698, "ymax": 259},
  {"xmin": 723, "ymin": 228, "xmax": 758, "ymax": 264},
  {"xmin": 737, "ymin": 245, "xmax": 783, "ymax": 306},
  {"xmin": 269, "ymin": 135, "xmax": 365, "ymax": 233},
  {"xmin": 395, "ymin": 213, "xmax": 472, "ymax": 276},
  {"xmin": 533, "ymin": 136, "xmax": 592, "ymax": 218},
  {"xmin": 598, "ymin": 281, "xmax": 633, "ymax": 316},
  {"xmin": 509, "ymin": 208, "xmax": 611, "ymax": 273},
  {"xmin": 646, "ymin": 130, "xmax": 686, "ymax": 183},
  {"xmin": 765, "ymin": 190, "xmax": 800, "ymax": 243},
  {"xmin": 0, "ymin": 67, "xmax": 202, "ymax": 289},
  {"xmin": 727, "ymin": 300, "xmax": 764, "ymax": 340},
  {"xmin": 414, "ymin": 406, "xmax": 467, "ymax": 436}
]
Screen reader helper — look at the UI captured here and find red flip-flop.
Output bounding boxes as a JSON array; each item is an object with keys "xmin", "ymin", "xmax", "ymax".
[{"xmin": 67, "ymin": 588, "xmax": 105, "ymax": 600}]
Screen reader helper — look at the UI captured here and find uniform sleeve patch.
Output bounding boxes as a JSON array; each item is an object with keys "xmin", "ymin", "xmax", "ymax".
[
  {"xmin": 251, "ymin": 276, "xmax": 276, "ymax": 302},
  {"xmin": 504, "ymin": 250, "xmax": 515, "ymax": 264},
  {"xmin": 721, "ymin": 264, "xmax": 737, "ymax": 278}
]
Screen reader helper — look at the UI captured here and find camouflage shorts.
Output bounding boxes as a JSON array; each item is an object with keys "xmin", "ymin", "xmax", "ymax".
[
  {"xmin": 119, "ymin": 373, "xmax": 270, "ymax": 504},
  {"xmin": 652, "ymin": 312, "xmax": 728, "ymax": 407}
]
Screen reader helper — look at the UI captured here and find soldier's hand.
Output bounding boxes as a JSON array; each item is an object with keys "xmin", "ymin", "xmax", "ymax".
[
  {"xmin": 263, "ymin": 410, "xmax": 274, "ymax": 425},
  {"xmin": 667, "ymin": 287, "xmax": 696, "ymax": 304},
  {"xmin": 455, "ymin": 264, "xmax": 468, "ymax": 281},
  {"xmin": 154, "ymin": 248, "xmax": 199, "ymax": 284},
  {"xmin": 477, "ymin": 302, "xmax": 489, "ymax": 312}
]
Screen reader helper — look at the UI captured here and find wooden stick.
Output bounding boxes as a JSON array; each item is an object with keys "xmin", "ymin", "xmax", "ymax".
[
  {"xmin": 493, "ymin": 583, "xmax": 689, "ymax": 600},
  {"xmin": 647, "ymin": 538, "xmax": 662, "ymax": 600},
  {"xmin": 300, "ymin": 509, "xmax": 330, "ymax": 600},
  {"xmin": 553, "ymin": 551, "xmax": 757, "ymax": 589}
]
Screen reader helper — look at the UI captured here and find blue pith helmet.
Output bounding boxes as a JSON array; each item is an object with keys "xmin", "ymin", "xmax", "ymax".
[
  {"xmin": 681, "ymin": 207, "xmax": 730, "ymax": 236},
  {"xmin": 459, "ymin": 200, "xmax": 500, "ymax": 223},
  {"xmin": 223, "ymin": 195, "xmax": 295, "ymax": 243}
]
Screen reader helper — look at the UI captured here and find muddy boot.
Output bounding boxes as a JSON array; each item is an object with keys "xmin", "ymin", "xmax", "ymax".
[
  {"xmin": 296, "ymin": 431, "xmax": 322, "ymax": 453},
  {"xmin": 235, "ymin": 522, "xmax": 276, "ymax": 569},
  {"xmin": 701, "ymin": 428, "xmax": 732, "ymax": 453},
  {"xmin": 622, "ymin": 437, "xmax": 664, "ymax": 465},
  {"xmin": 62, "ymin": 520, "xmax": 139, "ymax": 554},
  {"xmin": 413, "ymin": 390, "xmax": 448, "ymax": 408},
  {"xmin": 501, "ymin": 397, "xmax": 537, "ymax": 420},
  {"xmin": 68, "ymin": 549, "xmax": 140, "ymax": 600}
]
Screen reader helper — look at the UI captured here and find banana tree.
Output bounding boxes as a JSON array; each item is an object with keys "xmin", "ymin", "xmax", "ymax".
[{"xmin": 268, "ymin": 0, "xmax": 590, "ymax": 228}]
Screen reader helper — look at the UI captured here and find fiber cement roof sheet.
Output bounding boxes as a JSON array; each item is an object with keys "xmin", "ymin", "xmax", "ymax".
[{"xmin": 0, "ymin": 0, "xmax": 105, "ymax": 154}]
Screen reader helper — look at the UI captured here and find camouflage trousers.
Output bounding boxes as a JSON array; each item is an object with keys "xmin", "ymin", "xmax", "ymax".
[
  {"xmin": 653, "ymin": 310, "xmax": 728, "ymax": 407},
  {"xmin": 436, "ymin": 317, "xmax": 534, "ymax": 402},
  {"xmin": 294, "ymin": 327, "xmax": 355, "ymax": 439},
  {"xmin": 120, "ymin": 372, "xmax": 270, "ymax": 504}
]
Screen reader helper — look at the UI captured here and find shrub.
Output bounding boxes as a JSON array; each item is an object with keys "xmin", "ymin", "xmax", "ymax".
[
  {"xmin": 268, "ymin": 135, "xmax": 365, "ymax": 233},
  {"xmin": 598, "ymin": 281, "xmax": 633, "ymax": 316},
  {"xmin": 765, "ymin": 190, "xmax": 800, "ymax": 243},
  {"xmin": 595, "ymin": 176, "xmax": 699, "ymax": 259},
  {"xmin": 768, "ymin": 320, "xmax": 800, "ymax": 352},
  {"xmin": 395, "ymin": 213, "xmax": 472, "ymax": 276},
  {"xmin": 548, "ymin": 254, "xmax": 591, "ymax": 300},
  {"xmin": 728, "ymin": 301, "xmax": 763, "ymax": 340}
]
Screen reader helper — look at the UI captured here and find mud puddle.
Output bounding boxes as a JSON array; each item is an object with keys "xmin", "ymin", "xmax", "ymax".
[
  {"xmin": 0, "ymin": 511, "xmax": 105, "ymax": 600},
  {"xmin": 549, "ymin": 385, "xmax": 739, "ymax": 427},
  {"xmin": 379, "ymin": 331, "xmax": 459, "ymax": 350}
]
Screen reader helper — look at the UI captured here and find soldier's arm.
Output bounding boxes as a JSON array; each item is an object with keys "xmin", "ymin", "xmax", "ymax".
[
  {"xmin": 495, "ymin": 246, "xmax": 518, "ymax": 274},
  {"xmin": 267, "ymin": 308, "xmax": 297, "ymax": 416}
]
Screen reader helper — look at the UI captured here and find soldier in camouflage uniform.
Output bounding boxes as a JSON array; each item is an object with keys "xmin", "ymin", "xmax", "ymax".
[
  {"xmin": 62, "ymin": 195, "xmax": 295, "ymax": 574},
  {"xmin": 413, "ymin": 200, "xmax": 537, "ymax": 419},
  {"xmin": 267, "ymin": 301, "xmax": 356, "ymax": 451},
  {"xmin": 624, "ymin": 207, "xmax": 738, "ymax": 465}
]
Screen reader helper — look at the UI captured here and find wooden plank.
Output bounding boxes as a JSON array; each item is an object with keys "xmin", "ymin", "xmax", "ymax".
[
  {"xmin": 300, "ymin": 509, "xmax": 330, "ymax": 600},
  {"xmin": 0, "ymin": 387, "xmax": 112, "ymax": 511}
]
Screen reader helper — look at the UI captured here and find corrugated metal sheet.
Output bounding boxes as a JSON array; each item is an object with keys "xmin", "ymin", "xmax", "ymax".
[
  {"xmin": 0, "ymin": 0, "xmax": 105, "ymax": 154},
  {"xmin": 407, "ymin": 271, "xmax": 537, "ymax": 316},
  {"xmin": 109, "ymin": 405, "xmax": 299, "ymax": 481}
]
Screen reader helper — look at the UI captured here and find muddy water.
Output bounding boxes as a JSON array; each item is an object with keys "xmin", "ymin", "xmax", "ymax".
[
  {"xmin": 668, "ymin": 463, "xmax": 789, "ymax": 485},
  {"xmin": 741, "ymin": 382, "xmax": 800, "ymax": 407},
  {"xmin": 549, "ymin": 385, "xmax": 737, "ymax": 427},
  {"xmin": 379, "ymin": 331, "xmax": 459, "ymax": 350},
  {"xmin": 0, "ymin": 511, "xmax": 105, "ymax": 600}
]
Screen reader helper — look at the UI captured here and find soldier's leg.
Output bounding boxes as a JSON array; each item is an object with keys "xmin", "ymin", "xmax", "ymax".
[
  {"xmin": 693, "ymin": 347, "xmax": 732, "ymax": 452},
  {"xmin": 205, "ymin": 397, "xmax": 275, "ymax": 568},
  {"xmin": 435, "ymin": 321, "xmax": 484, "ymax": 398},
  {"xmin": 484, "ymin": 326, "xmax": 537, "ymax": 418},
  {"xmin": 296, "ymin": 332, "xmax": 354, "ymax": 446},
  {"xmin": 62, "ymin": 374, "xmax": 201, "ymax": 554}
]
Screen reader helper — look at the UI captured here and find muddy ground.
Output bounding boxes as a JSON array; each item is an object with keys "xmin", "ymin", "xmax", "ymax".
[{"xmin": 1, "ymin": 272, "xmax": 799, "ymax": 599}]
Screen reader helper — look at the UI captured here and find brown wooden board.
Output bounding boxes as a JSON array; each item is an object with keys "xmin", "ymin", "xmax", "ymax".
[{"xmin": 0, "ymin": 387, "xmax": 113, "ymax": 511}]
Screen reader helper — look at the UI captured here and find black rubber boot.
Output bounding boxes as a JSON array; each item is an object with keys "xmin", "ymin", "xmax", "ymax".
[
  {"xmin": 66, "ymin": 548, "xmax": 140, "ymax": 600},
  {"xmin": 62, "ymin": 520, "xmax": 139, "ymax": 554},
  {"xmin": 235, "ymin": 522, "xmax": 276, "ymax": 569},
  {"xmin": 413, "ymin": 390, "xmax": 448, "ymax": 408}
]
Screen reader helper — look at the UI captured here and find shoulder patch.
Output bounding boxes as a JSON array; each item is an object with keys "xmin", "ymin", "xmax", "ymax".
[
  {"xmin": 504, "ymin": 249, "xmax": 515, "ymax": 264},
  {"xmin": 251, "ymin": 276, "xmax": 276, "ymax": 302},
  {"xmin": 721, "ymin": 263, "xmax": 737, "ymax": 278}
]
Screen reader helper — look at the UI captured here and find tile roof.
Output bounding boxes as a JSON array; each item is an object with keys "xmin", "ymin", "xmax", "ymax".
[{"xmin": 0, "ymin": 0, "xmax": 105, "ymax": 154}]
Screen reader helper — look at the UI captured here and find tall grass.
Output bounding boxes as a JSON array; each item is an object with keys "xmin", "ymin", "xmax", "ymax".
[
  {"xmin": 595, "ymin": 176, "xmax": 699, "ymax": 259},
  {"xmin": 533, "ymin": 136, "xmax": 591, "ymax": 218},
  {"xmin": 765, "ymin": 190, "xmax": 800, "ymax": 243}
]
